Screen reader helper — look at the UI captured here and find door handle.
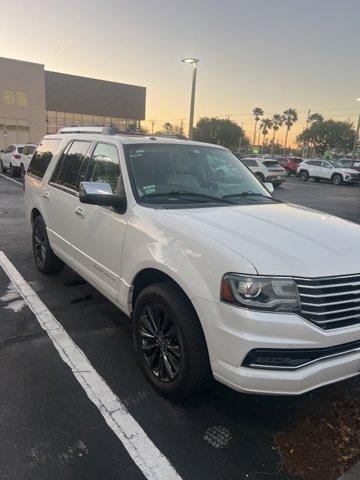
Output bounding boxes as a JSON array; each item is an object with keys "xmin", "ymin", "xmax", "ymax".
[
  {"xmin": 74, "ymin": 206, "xmax": 85, "ymax": 219},
  {"xmin": 42, "ymin": 191, "xmax": 50, "ymax": 200}
]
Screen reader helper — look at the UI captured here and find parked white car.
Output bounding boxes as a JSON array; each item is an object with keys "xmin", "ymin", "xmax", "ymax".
[
  {"xmin": 1, "ymin": 144, "xmax": 25, "ymax": 177},
  {"xmin": 24, "ymin": 128, "xmax": 360, "ymax": 398},
  {"xmin": 241, "ymin": 157, "xmax": 287, "ymax": 186},
  {"xmin": 297, "ymin": 159, "xmax": 360, "ymax": 185}
]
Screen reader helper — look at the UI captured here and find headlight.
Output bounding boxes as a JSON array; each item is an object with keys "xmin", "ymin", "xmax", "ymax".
[{"xmin": 220, "ymin": 274, "xmax": 300, "ymax": 312}]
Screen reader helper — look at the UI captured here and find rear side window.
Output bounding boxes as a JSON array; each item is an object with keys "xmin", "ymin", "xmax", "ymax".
[
  {"xmin": 243, "ymin": 159, "xmax": 257, "ymax": 167},
  {"xmin": 28, "ymin": 139, "xmax": 61, "ymax": 179},
  {"xmin": 307, "ymin": 160, "xmax": 321, "ymax": 166},
  {"xmin": 17, "ymin": 147, "xmax": 24, "ymax": 154},
  {"xmin": 52, "ymin": 140, "xmax": 91, "ymax": 191},
  {"xmin": 86, "ymin": 143, "xmax": 120, "ymax": 193},
  {"xmin": 263, "ymin": 161, "xmax": 279, "ymax": 167}
]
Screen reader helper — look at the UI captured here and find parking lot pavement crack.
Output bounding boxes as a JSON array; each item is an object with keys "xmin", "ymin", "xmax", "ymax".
[{"xmin": 0, "ymin": 329, "xmax": 46, "ymax": 346}]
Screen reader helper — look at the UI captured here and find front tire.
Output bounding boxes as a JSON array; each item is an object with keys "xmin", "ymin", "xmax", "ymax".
[
  {"xmin": 9, "ymin": 163, "xmax": 20, "ymax": 178},
  {"xmin": 32, "ymin": 216, "xmax": 64, "ymax": 274},
  {"xmin": 299, "ymin": 170, "xmax": 309, "ymax": 181},
  {"xmin": 133, "ymin": 282, "xmax": 210, "ymax": 399},
  {"xmin": 255, "ymin": 172, "xmax": 265, "ymax": 183},
  {"xmin": 0, "ymin": 159, "xmax": 7, "ymax": 173},
  {"xmin": 20, "ymin": 164, "xmax": 26, "ymax": 178},
  {"xmin": 332, "ymin": 173, "xmax": 342, "ymax": 185}
]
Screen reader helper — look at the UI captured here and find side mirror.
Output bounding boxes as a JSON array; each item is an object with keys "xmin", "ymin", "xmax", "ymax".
[
  {"xmin": 264, "ymin": 182, "xmax": 274, "ymax": 194},
  {"xmin": 79, "ymin": 182, "xmax": 126, "ymax": 212}
]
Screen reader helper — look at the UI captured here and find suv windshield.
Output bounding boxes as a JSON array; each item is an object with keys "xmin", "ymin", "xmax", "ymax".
[{"xmin": 126, "ymin": 144, "xmax": 272, "ymax": 206}]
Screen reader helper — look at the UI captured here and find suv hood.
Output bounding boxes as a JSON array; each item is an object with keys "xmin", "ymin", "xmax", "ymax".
[
  {"xmin": 339, "ymin": 168, "xmax": 359, "ymax": 174},
  {"xmin": 162, "ymin": 203, "xmax": 360, "ymax": 277}
]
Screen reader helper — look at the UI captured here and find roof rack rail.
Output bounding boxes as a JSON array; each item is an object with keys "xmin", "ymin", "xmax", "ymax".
[{"xmin": 56, "ymin": 126, "xmax": 116, "ymax": 135}]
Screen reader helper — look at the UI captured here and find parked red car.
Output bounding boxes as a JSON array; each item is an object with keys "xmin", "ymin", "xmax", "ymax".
[{"xmin": 278, "ymin": 157, "xmax": 302, "ymax": 176}]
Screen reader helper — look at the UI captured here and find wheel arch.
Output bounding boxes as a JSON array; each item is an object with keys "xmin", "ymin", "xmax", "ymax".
[
  {"xmin": 131, "ymin": 268, "xmax": 192, "ymax": 313},
  {"xmin": 31, "ymin": 207, "xmax": 42, "ymax": 226}
]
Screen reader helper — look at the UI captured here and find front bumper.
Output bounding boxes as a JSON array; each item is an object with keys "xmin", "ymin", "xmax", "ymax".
[{"xmin": 193, "ymin": 298, "xmax": 360, "ymax": 395}]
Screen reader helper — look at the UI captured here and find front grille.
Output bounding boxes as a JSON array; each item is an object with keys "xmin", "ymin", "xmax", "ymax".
[{"xmin": 295, "ymin": 274, "xmax": 360, "ymax": 330}]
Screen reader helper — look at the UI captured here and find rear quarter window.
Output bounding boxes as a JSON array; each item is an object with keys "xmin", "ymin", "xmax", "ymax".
[
  {"xmin": 263, "ymin": 161, "xmax": 280, "ymax": 167},
  {"xmin": 28, "ymin": 139, "xmax": 62, "ymax": 179},
  {"xmin": 243, "ymin": 159, "xmax": 258, "ymax": 167}
]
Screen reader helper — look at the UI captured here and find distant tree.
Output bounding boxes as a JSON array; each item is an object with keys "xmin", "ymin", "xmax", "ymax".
[
  {"xmin": 283, "ymin": 108, "xmax": 298, "ymax": 153},
  {"xmin": 193, "ymin": 117, "xmax": 249, "ymax": 150},
  {"xmin": 309, "ymin": 113, "xmax": 324, "ymax": 124},
  {"xmin": 163, "ymin": 122, "xmax": 173, "ymax": 133},
  {"xmin": 296, "ymin": 119, "xmax": 355, "ymax": 155},
  {"xmin": 252, "ymin": 107, "xmax": 264, "ymax": 146},
  {"xmin": 260, "ymin": 118, "xmax": 273, "ymax": 149},
  {"xmin": 270, "ymin": 114, "xmax": 284, "ymax": 154}
]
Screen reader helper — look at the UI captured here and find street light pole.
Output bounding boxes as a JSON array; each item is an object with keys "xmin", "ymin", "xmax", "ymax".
[
  {"xmin": 352, "ymin": 98, "xmax": 360, "ymax": 160},
  {"xmin": 182, "ymin": 58, "xmax": 199, "ymax": 140}
]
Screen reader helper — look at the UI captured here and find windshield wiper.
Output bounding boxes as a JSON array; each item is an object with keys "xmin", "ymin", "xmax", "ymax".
[
  {"xmin": 141, "ymin": 190, "xmax": 235, "ymax": 204},
  {"xmin": 223, "ymin": 191, "xmax": 282, "ymax": 202}
]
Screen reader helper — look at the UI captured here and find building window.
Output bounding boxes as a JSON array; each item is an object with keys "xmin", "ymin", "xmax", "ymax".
[
  {"xmin": 15, "ymin": 91, "xmax": 28, "ymax": 107},
  {"xmin": 2, "ymin": 90, "xmax": 28, "ymax": 107},
  {"xmin": 45, "ymin": 110, "xmax": 135, "ymax": 134},
  {"xmin": 3, "ymin": 90, "xmax": 15, "ymax": 105}
]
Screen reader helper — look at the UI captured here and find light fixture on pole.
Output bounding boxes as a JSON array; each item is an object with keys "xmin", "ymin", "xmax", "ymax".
[
  {"xmin": 182, "ymin": 58, "xmax": 199, "ymax": 139},
  {"xmin": 352, "ymin": 98, "xmax": 360, "ymax": 159}
]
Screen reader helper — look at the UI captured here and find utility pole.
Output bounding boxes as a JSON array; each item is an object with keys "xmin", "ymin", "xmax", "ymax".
[
  {"xmin": 302, "ymin": 109, "xmax": 311, "ymax": 158},
  {"xmin": 150, "ymin": 119, "xmax": 156, "ymax": 134},
  {"xmin": 179, "ymin": 119, "xmax": 185, "ymax": 135},
  {"xmin": 182, "ymin": 58, "xmax": 199, "ymax": 140},
  {"xmin": 352, "ymin": 113, "xmax": 360, "ymax": 159}
]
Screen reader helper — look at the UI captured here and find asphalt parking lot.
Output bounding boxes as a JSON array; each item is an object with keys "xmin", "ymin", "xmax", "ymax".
[{"xmin": 0, "ymin": 173, "xmax": 359, "ymax": 480}]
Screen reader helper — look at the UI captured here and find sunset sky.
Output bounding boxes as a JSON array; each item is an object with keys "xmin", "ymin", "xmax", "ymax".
[{"xmin": 1, "ymin": 0, "xmax": 359, "ymax": 145}]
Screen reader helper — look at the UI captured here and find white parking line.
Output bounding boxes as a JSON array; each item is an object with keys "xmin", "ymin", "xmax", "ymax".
[
  {"xmin": 0, "ymin": 251, "xmax": 182, "ymax": 480},
  {"xmin": 0, "ymin": 173, "xmax": 23, "ymax": 186}
]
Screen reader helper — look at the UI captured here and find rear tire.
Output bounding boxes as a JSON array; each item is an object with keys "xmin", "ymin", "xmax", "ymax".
[
  {"xmin": 133, "ymin": 282, "xmax": 211, "ymax": 399},
  {"xmin": 299, "ymin": 170, "xmax": 309, "ymax": 181},
  {"xmin": 0, "ymin": 159, "xmax": 7, "ymax": 173},
  {"xmin": 9, "ymin": 163, "xmax": 20, "ymax": 178},
  {"xmin": 32, "ymin": 216, "xmax": 64, "ymax": 274},
  {"xmin": 255, "ymin": 172, "xmax": 265, "ymax": 183},
  {"xmin": 332, "ymin": 173, "xmax": 342, "ymax": 185}
]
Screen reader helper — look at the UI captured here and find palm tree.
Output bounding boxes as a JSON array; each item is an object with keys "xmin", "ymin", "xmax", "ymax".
[
  {"xmin": 260, "ymin": 118, "xmax": 273, "ymax": 150},
  {"xmin": 270, "ymin": 114, "xmax": 284, "ymax": 154},
  {"xmin": 309, "ymin": 113, "xmax": 324, "ymax": 124},
  {"xmin": 283, "ymin": 108, "xmax": 298, "ymax": 153},
  {"xmin": 252, "ymin": 107, "xmax": 264, "ymax": 146}
]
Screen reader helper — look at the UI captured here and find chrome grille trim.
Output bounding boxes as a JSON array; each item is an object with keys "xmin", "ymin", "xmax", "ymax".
[{"xmin": 294, "ymin": 274, "xmax": 360, "ymax": 329}]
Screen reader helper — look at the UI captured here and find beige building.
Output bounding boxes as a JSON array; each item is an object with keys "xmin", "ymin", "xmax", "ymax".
[
  {"xmin": 0, "ymin": 56, "xmax": 146, "ymax": 149},
  {"xmin": 0, "ymin": 57, "xmax": 46, "ymax": 148}
]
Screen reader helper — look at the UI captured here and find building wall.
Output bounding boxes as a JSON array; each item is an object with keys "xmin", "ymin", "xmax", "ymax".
[
  {"xmin": 45, "ymin": 71, "xmax": 146, "ymax": 121},
  {"xmin": 0, "ymin": 57, "xmax": 46, "ymax": 148}
]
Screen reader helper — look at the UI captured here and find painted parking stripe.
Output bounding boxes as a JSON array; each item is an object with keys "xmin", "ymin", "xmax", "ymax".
[
  {"xmin": 0, "ymin": 251, "xmax": 182, "ymax": 480},
  {"xmin": 0, "ymin": 173, "xmax": 23, "ymax": 186}
]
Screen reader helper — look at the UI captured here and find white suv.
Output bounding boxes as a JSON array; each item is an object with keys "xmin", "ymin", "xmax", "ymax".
[
  {"xmin": 241, "ymin": 157, "xmax": 287, "ymax": 186},
  {"xmin": 24, "ymin": 128, "xmax": 360, "ymax": 398},
  {"xmin": 297, "ymin": 159, "xmax": 360, "ymax": 185},
  {"xmin": 1, "ymin": 144, "xmax": 25, "ymax": 177}
]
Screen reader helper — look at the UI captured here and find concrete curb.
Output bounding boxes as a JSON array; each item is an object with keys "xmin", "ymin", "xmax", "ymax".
[{"xmin": 338, "ymin": 462, "xmax": 360, "ymax": 480}]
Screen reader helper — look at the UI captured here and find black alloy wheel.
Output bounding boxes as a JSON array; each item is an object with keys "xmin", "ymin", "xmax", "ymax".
[
  {"xmin": 32, "ymin": 216, "xmax": 64, "ymax": 274},
  {"xmin": 138, "ymin": 302, "xmax": 182, "ymax": 383},
  {"xmin": 33, "ymin": 219, "xmax": 47, "ymax": 270}
]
